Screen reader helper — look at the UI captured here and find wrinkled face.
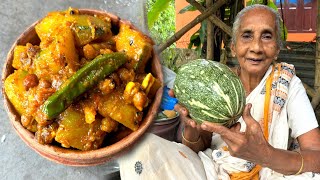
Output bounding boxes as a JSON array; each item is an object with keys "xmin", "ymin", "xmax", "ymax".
[{"xmin": 231, "ymin": 8, "xmax": 279, "ymax": 76}]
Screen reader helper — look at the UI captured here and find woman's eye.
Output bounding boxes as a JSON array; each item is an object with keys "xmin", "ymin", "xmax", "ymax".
[
  {"xmin": 241, "ymin": 33, "xmax": 252, "ymax": 39},
  {"xmin": 262, "ymin": 34, "xmax": 272, "ymax": 40}
]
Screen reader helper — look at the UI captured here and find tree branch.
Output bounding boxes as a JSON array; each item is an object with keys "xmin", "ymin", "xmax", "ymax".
[
  {"xmin": 157, "ymin": 0, "xmax": 227, "ymax": 53},
  {"xmin": 206, "ymin": 0, "xmax": 214, "ymax": 60},
  {"xmin": 187, "ymin": 0, "xmax": 232, "ymax": 36}
]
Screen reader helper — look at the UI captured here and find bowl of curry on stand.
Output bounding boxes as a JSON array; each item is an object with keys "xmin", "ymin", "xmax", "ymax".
[{"xmin": 2, "ymin": 8, "xmax": 163, "ymax": 166}]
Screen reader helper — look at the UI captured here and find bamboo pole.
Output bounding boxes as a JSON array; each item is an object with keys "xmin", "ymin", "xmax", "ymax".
[
  {"xmin": 206, "ymin": 0, "xmax": 214, "ymax": 60},
  {"xmin": 157, "ymin": 0, "xmax": 227, "ymax": 53},
  {"xmin": 311, "ymin": 1, "xmax": 320, "ymax": 109},
  {"xmin": 187, "ymin": 0, "xmax": 232, "ymax": 36}
]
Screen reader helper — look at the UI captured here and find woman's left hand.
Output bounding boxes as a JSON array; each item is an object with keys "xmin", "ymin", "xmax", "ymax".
[{"xmin": 200, "ymin": 103, "xmax": 272, "ymax": 164}]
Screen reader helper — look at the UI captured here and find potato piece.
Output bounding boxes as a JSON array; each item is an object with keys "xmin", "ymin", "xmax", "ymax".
[
  {"xmin": 35, "ymin": 12, "xmax": 66, "ymax": 43},
  {"xmin": 33, "ymin": 47, "xmax": 62, "ymax": 79},
  {"xmin": 34, "ymin": 26, "xmax": 79, "ymax": 80},
  {"xmin": 35, "ymin": 12, "xmax": 79, "ymax": 76},
  {"xmin": 55, "ymin": 106, "xmax": 106, "ymax": 151},
  {"xmin": 98, "ymin": 90, "xmax": 143, "ymax": 131},
  {"xmin": 12, "ymin": 45, "xmax": 27, "ymax": 69},
  {"xmin": 54, "ymin": 26, "xmax": 79, "ymax": 71},
  {"xmin": 114, "ymin": 23, "xmax": 154, "ymax": 72},
  {"xmin": 4, "ymin": 69, "xmax": 28, "ymax": 115}
]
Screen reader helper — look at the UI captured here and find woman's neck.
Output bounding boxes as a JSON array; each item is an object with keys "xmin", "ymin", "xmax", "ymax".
[{"xmin": 236, "ymin": 66, "xmax": 264, "ymax": 96}]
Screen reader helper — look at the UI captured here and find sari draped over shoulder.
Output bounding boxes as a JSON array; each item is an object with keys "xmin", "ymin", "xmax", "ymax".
[
  {"xmin": 118, "ymin": 63, "xmax": 319, "ymax": 180},
  {"xmin": 200, "ymin": 63, "xmax": 319, "ymax": 180}
]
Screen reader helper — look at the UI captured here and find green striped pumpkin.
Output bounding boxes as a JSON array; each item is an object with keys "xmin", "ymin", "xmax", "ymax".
[{"xmin": 174, "ymin": 59, "xmax": 246, "ymax": 127}]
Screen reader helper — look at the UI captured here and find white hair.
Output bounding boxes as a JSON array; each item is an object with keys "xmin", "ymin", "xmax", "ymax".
[{"xmin": 231, "ymin": 4, "xmax": 283, "ymax": 48}]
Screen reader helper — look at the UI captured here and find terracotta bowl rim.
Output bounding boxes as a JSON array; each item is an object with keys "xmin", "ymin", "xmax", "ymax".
[{"xmin": 1, "ymin": 8, "xmax": 163, "ymax": 166}]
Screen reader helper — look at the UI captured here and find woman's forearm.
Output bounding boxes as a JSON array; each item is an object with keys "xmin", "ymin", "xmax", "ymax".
[
  {"xmin": 182, "ymin": 127, "xmax": 212, "ymax": 152},
  {"xmin": 260, "ymin": 147, "xmax": 320, "ymax": 175},
  {"xmin": 182, "ymin": 135, "xmax": 207, "ymax": 152}
]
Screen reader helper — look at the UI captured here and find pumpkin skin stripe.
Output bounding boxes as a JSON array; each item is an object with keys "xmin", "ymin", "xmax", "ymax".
[
  {"xmin": 187, "ymin": 99, "xmax": 211, "ymax": 110},
  {"xmin": 211, "ymin": 81, "xmax": 233, "ymax": 116},
  {"xmin": 174, "ymin": 59, "xmax": 246, "ymax": 126},
  {"xmin": 201, "ymin": 110, "xmax": 229, "ymax": 120}
]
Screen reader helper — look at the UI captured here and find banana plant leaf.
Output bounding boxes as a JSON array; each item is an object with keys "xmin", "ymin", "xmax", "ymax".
[{"xmin": 147, "ymin": 0, "xmax": 171, "ymax": 28}]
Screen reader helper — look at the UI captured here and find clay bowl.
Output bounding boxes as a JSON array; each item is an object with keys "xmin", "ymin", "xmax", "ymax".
[{"xmin": 2, "ymin": 9, "xmax": 163, "ymax": 166}]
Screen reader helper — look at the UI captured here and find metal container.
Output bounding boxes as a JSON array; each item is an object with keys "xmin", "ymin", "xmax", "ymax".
[{"xmin": 147, "ymin": 111, "xmax": 180, "ymax": 141}]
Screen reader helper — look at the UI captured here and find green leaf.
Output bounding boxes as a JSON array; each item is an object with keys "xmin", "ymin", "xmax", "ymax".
[
  {"xmin": 199, "ymin": 21, "xmax": 207, "ymax": 44},
  {"xmin": 267, "ymin": 1, "xmax": 288, "ymax": 41},
  {"xmin": 188, "ymin": 32, "xmax": 200, "ymax": 49},
  {"xmin": 246, "ymin": 0, "xmax": 264, "ymax": 5},
  {"xmin": 267, "ymin": 1, "xmax": 278, "ymax": 10},
  {"xmin": 179, "ymin": 4, "xmax": 197, "ymax": 14},
  {"xmin": 195, "ymin": 45, "xmax": 202, "ymax": 56},
  {"xmin": 190, "ymin": 31, "xmax": 200, "ymax": 41},
  {"xmin": 225, "ymin": 8, "xmax": 230, "ymax": 16},
  {"xmin": 147, "ymin": 0, "xmax": 171, "ymax": 28}
]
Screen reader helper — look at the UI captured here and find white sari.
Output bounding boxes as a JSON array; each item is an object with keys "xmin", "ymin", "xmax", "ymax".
[
  {"xmin": 200, "ymin": 63, "xmax": 319, "ymax": 180},
  {"xmin": 118, "ymin": 63, "xmax": 319, "ymax": 180}
]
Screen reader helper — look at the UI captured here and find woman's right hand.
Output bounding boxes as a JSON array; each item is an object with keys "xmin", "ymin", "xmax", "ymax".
[
  {"xmin": 174, "ymin": 103, "xmax": 201, "ymax": 142},
  {"xmin": 169, "ymin": 89, "xmax": 212, "ymax": 152}
]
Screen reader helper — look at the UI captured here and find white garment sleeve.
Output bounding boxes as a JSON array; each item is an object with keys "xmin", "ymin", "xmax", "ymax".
[{"xmin": 286, "ymin": 76, "xmax": 319, "ymax": 138}]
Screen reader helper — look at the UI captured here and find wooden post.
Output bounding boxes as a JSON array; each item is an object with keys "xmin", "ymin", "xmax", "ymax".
[
  {"xmin": 206, "ymin": 0, "xmax": 214, "ymax": 60},
  {"xmin": 311, "ymin": 1, "xmax": 320, "ymax": 109}
]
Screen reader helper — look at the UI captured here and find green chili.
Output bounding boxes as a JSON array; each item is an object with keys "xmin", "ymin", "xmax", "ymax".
[{"xmin": 42, "ymin": 52, "xmax": 127, "ymax": 120}]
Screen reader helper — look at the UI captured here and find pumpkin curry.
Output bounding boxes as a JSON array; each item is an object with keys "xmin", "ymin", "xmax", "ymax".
[{"xmin": 4, "ymin": 8, "xmax": 161, "ymax": 151}]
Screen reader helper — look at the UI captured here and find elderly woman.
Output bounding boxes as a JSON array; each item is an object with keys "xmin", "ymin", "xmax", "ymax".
[
  {"xmin": 179, "ymin": 4, "xmax": 320, "ymax": 179},
  {"xmin": 119, "ymin": 4, "xmax": 320, "ymax": 180}
]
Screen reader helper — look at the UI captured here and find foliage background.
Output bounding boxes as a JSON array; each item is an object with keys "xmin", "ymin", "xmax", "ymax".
[{"xmin": 146, "ymin": 0, "xmax": 177, "ymax": 70}]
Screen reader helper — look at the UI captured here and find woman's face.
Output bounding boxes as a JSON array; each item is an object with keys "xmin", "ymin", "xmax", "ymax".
[{"xmin": 231, "ymin": 8, "xmax": 279, "ymax": 76}]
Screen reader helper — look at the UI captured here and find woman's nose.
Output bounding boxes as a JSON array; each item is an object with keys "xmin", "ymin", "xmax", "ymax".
[{"xmin": 249, "ymin": 38, "xmax": 263, "ymax": 53}]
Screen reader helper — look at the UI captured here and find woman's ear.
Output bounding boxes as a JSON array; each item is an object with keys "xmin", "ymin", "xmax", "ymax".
[
  {"xmin": 274, "ymin": 48, "xmax": 280, "ymax": 60},
  {"xmin": 230, "ymin": 42, "xmax": 236, "ymax": 57}
]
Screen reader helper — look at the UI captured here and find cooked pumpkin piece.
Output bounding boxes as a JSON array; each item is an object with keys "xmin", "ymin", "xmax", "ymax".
[
  {"xmin": 4, "ymin": 69, "xmax": 29, "ymax": 115},
  {"xmin": 65, "ymin": 14, "xmax": 112, "ymax": 46},
  {"xmin": 98, "ymin": 89, "xmax": 143, "ymax": 131},
  {"xmin": 114, "ymin": 23, "xmax": 154, "ymax": 73},
  {"xmin": 12, "ymin": 45, "xmax": 27, "ymax": 70},
  {"xmin": 55, "ymin": 106, "xmax": 106, "ymax": 151}
]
